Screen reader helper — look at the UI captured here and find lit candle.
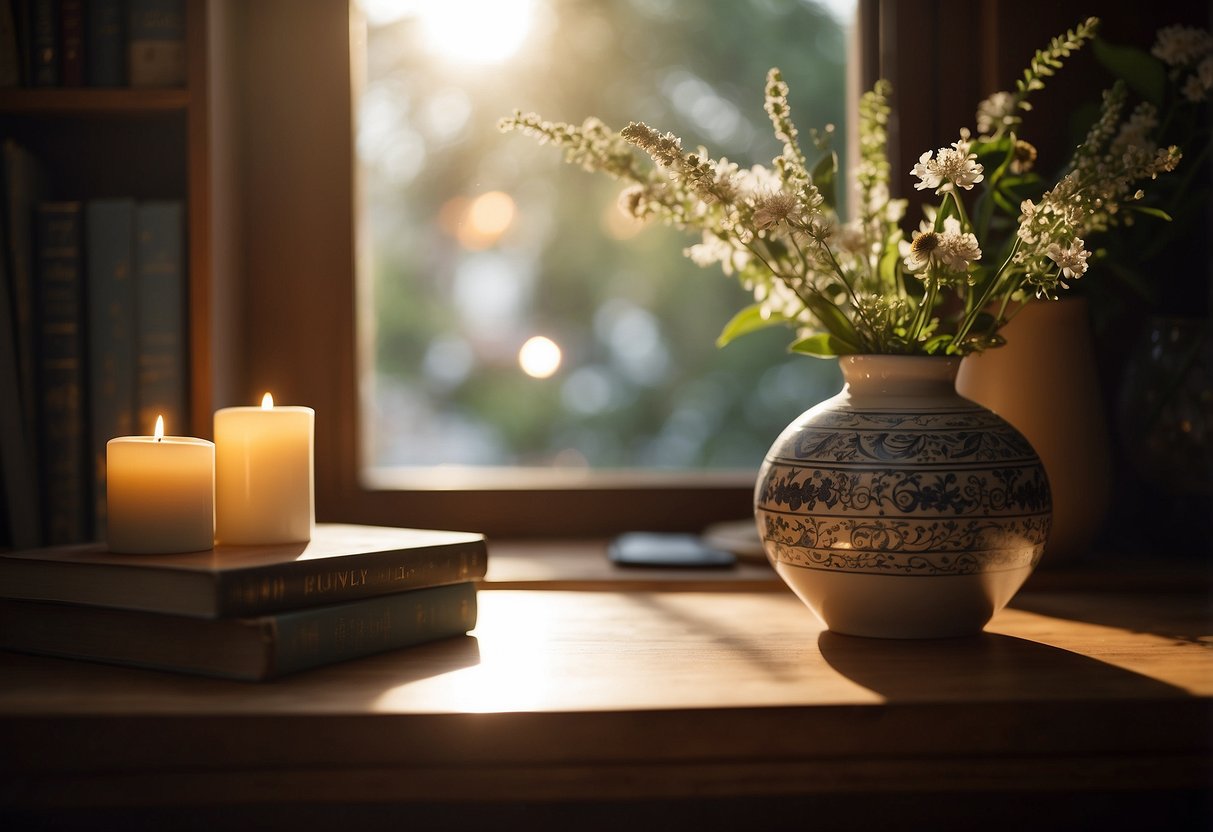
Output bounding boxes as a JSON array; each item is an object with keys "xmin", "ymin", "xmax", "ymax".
[
  {"xmin": 106, "ymin": 416, "xmax": 215, "ymax": 554},
  {"xmin": 214, "ymin": 393, "xmax": 315, "ymax": 545}
]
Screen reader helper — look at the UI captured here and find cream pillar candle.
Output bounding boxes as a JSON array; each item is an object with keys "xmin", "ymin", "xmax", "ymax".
[
  {"xmin": 106, "ymin": 416, "xmax": 215, "ymax": 554},
  {"xmin": 214, "ymin": 393, "xmax": 314, "ymax": 545}
]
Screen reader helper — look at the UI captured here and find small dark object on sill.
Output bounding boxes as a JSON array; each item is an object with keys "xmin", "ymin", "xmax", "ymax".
[{"xmin": 608, "ymin": 532, "xmax": 737, "ymax": 569}]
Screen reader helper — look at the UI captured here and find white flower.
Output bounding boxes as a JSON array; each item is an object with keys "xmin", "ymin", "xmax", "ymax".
[
  {"xmin": 734, "ymin": 164, "xmax": 782, "ymax": 196},
  {"xmin": 976, "ymin": 91, "xmax": 1017, "ymax": 137},
  {"xmin": 1151, "ymin": 25, "xmax": 1213, "ymax": 67},
  {"xmin": 901, "ymin": 229, "xmax": 941, "ymax": 273},
  {"xmin": 901, "ymin": 217, "xmax": 982, "ymax": 276},
  {"xmin": 834, "ymin": 220, "xmax": 868, "ymax": 255},
  {"xmin": 937, "ymin": 217, "xmax": 982, "ymax": 272},
  {"xmin": 1110, "ymin": 103, "xmax": 1158, "ymax": 158},
  {"xmin": 686, "ymin": 231, "xmax": 747, "ymax": 275},
  {"xmin": 1046, "ymin": 238, "xmax": 1090, "ymax": 283},
  {"xmin": 1179, "ymin": 63, "xmax": 1208, "ymax": 103},
  {"xmin": 911, "ymin": 139, "xmax": 985, "ymax": 193}
]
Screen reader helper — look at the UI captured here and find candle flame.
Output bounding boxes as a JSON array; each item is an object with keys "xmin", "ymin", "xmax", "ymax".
[
  {"xmin": 261, "ymin": 392, "xmax": 274, "ymax": 410},
  {"xmin": 154, "ymin": 415, "xmax": 165, "ymax": 441}
]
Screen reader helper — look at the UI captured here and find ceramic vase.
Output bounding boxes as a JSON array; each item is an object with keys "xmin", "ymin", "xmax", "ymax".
[
  {"xmin": 754, "ymin": 355, "xmax": 1051, "ymax": 639},
  {"xmin": 956, "ymin": 297, "xmax": 1112, "ymax": 564}
]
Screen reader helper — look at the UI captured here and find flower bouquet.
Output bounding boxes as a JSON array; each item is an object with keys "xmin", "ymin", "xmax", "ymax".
[{"xmin": 499, "ymin": 16, "xmax": 1182, "ymax": 360}]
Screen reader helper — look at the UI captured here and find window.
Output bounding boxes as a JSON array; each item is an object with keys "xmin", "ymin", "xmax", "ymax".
[
  {"xmin": 238, "ymin": 0, "xmax": 1018, "ymax": 536},
  {"xmin": 354, "ymin": 0, "xmax": 856, "ymax": 488}
]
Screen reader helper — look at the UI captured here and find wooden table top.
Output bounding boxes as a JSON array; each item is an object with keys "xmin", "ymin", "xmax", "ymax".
[{"xmin": 2, "ymin": 542, "xmax": 1210, "ymax": 825}]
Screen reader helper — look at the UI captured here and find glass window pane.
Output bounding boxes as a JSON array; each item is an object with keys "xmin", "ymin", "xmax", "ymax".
[{"xmin": 356, "ymin": 0, "xmax": 854, "ymax": 474}]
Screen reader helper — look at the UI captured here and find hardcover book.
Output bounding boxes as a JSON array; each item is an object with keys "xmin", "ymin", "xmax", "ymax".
[
  {"xmin": 87, "ymin": 0, "xmax": 126, "ymax": 86},
  {"xmin": 134, "ymin": 199, "xmax": 185, "ymax": 435},
  {"xmin": 85, "ymin": 198, "xmax": 137, "ymax": 539},
  {"xmin": 127, "ymin": 0, "xmax": 185, "ymax": 87},
  {"xmin": 0, "ymin": 523, "xmax": 489, "ymax": 618},
  {"xmin": 34, "ymin": 200, "xmax": 88, "ymax": 544},
  {"xmin": 59, "ymin": 0, "xmax": 85, "ymax": 86},
  {"xmin": 0, "ymin": 580, "xmax": 478, "ymax": 681}
]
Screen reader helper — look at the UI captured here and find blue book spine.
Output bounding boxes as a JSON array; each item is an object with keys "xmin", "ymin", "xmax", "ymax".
[
  {"xmin": 86, "ymin": 0, "xmax": 126, "ymax": 87},
  {"xmin": 134, "ymin": 200, "xmax": 186, "ymax": 436},
  {"xmin": 86, "ymin": 198, "xmax": 136, "ymax": 539},
  {"xmin": 35, "ymin": 201, "xmax": 88, "ymax": 544}
]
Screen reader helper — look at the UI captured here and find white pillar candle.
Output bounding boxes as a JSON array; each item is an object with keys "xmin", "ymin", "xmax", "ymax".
[
  {"xmin": 106, "ymin": 416, "xmax": 215, "ymax": 554},
  {"xmin": 214, "ymin": 393, "xmax": 314, "ymax": 545}
]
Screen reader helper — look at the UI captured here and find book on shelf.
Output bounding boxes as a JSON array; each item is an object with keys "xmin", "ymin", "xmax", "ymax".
[
  {"xmin": 34, "ymin": 200, "xmax": 89, "ymax": 545},
  {"xmin": 3, "ymin": 140, "xmax": 45, "ymax": 470},
  {"xmin": 0, "ymin": 144, "xmax": 40, "ymax": 549},
  {"xmin": 59, "ymin": 0, "xmax": 85, "ymax": 87},
  {"xmin": 0, "ymin": 522, "xmax": 490, "ymax": 617},
  {"xmin": 27, "ymin": 0, "xmax": 59, "ymax": 87},
  {"xmin": 0, "ymin": 580, "xmax": 479, "ymax": 681},
  {"xmin": 86, "ymin": 0, "xmax": 127, "ymax": 87},
  {"xmin": 127, "ymin": 0, "xmax": 185, "ymax": 88},
  {"xmin": 134, "ymin": 199, "xmax": 185, "ymax": 435},
  {"xmin": 0, "ymin": 0, "xmax": 19, "ymax": 87},
  {"xmin": 86, "ymin": 198, "xmax": 137, "ymax": 539}
]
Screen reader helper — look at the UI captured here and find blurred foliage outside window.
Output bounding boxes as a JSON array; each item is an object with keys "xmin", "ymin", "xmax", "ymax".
[{"xmin": 356, "ymin": 0, "xmax": 854, "ymax": 472}]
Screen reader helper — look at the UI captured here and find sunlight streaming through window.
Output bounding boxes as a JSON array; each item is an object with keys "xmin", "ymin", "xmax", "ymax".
[{"xmin": 356, "ymin": 0, "xmax": 854, "ymax": 472}]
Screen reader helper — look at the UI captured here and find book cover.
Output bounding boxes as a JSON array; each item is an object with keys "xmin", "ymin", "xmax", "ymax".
[
  {"xmin": 28, "ymin": 0, "xmax": 58, "ymax": 87},
  {"xmin": 85, "ymin": 198, "xmax": 137, "ymax": 540},
  {"xmin": 86, "ymin": 0, "xmax": 125, "ymax": 87},
  {"xmin": 34, "ymin": 200, "xmax": 89, "ymax": 545},
  {"xmin": 58, "ymin": 0, "xmax": 84, "ymax": 86},
  {"xmin": 134, "ymin": 199, "xmax": 185, "ymax": 436},
  {"xmin": 0, "ymin": 580, "xmax": 479, "ymax": 681},
  {"xmin": 0, "ymin": 141, "xmax": 40, "ymax": 549},
  {"xmin": 0, "ymin": 0, "xmax": 19, "ymax": 86},
  {"xmin": 0, "ymin": 522, "xmax": 490, "ymax": 617},
  {"xmin": 0, "ymin": 189, "xmax": 39, "ymax": 549},
  {"xmin": 3, "ymin": 140, "xmax": 46, "ymax": 481},
  {"xmin": 127, "ymin": 0, "xmax": 183, "ymax": 88}
]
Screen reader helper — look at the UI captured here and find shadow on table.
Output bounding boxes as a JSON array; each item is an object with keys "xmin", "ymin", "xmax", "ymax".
[
  {"xmin": 817, "ymin": 629, "xmax": 1190, "ymax": 702},
  {"xmin": 1009, "ymin": 589, "xmax": 1213, "ymax": 647}
]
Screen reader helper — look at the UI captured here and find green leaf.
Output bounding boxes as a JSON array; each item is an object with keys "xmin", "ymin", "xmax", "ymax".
[
  {"xmin": 715, "ymin": 303, "xmax": 781, "ymax": 348},
  {"xmin": 802, "ymin": 293, "xmax": 863, "ymax": 352},
  {"xmin": 1093, "ymin": 37, "xmax": 1165, "ymax": 106},
  {"xmin": 922, "ymin": 334, "xmax": 954, "ymax": 355},
  {"xmin": 878, "ymin": 240, "xmax": 900, "ymax": 288},
  {"xmin": 1128, "ymin": 204, "xmax": 1173, "ymax": 222},
  {"xmin": 789, "ymin": 333, "xmax": 857, "ymax": 358},
  {"xmin": 811, "ymin": 151, "xmax": 838, "ymax": 211}
]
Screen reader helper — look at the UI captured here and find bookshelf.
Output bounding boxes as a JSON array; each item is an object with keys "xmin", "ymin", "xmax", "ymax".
[{"xmin": 0, "ymin": 0, "xmax": 227, "ymax": 441}]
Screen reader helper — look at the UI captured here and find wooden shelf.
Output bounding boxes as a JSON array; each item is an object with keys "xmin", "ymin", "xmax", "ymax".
[
  {"xmin": 1, "ymin": 573, "xmax": 1209, "ymax": 828},
  {"xmin": 0, "ymin": 88, "xmax": 190, "ymax": 115}
]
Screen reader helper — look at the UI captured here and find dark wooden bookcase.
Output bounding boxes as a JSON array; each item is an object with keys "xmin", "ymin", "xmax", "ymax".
[{"xmin": 0, "ymin": 0, "xmax": 234, "ymax": 439}]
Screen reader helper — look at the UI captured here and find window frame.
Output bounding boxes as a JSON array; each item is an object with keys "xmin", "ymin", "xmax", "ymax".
[{"xmin": 231, "ymin": 0, "xmax": 1152, "ymax": 538}]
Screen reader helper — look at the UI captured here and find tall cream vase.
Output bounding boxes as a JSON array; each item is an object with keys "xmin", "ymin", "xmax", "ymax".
[{"xmin": 956, "ymin": 297, "xmax": 1113, "ymax": 565}]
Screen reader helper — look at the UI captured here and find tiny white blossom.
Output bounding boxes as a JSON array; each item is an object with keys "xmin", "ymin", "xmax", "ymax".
[
  {"xmin": 911, "ymin": 139, "xmax": 985, "ymax": 193},
  {"xmin": 1046, "ymin": 238, "xmax": 1090, "ymax": 283},
  {"xmin": 1182, "ymin": 72, "xmax": 1210, "ymax": 103},
  {"xmin": 1152, "ymin": 25, "xmax": 1213, "ymax": 67},
  {"xmin": 937, "ymin": 217, "xmax": 982, "ymax": 272},
  {"xmin": 686, "ymin": 231, "xmax": 746, "ymax": 275},
  {"xmin": 976, "ymin": 91, "xmax": 1017, "ymax": 137}
]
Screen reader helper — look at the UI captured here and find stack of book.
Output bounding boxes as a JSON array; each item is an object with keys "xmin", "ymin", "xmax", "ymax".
[{"xmin": 0, "ymin": 523, "xmax": 488, "ymax": 680}]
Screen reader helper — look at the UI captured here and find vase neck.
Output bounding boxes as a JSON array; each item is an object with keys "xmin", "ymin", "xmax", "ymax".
[{"xmin": 839, "ymin": 355, "xmax": 961, "ymax": 403}]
